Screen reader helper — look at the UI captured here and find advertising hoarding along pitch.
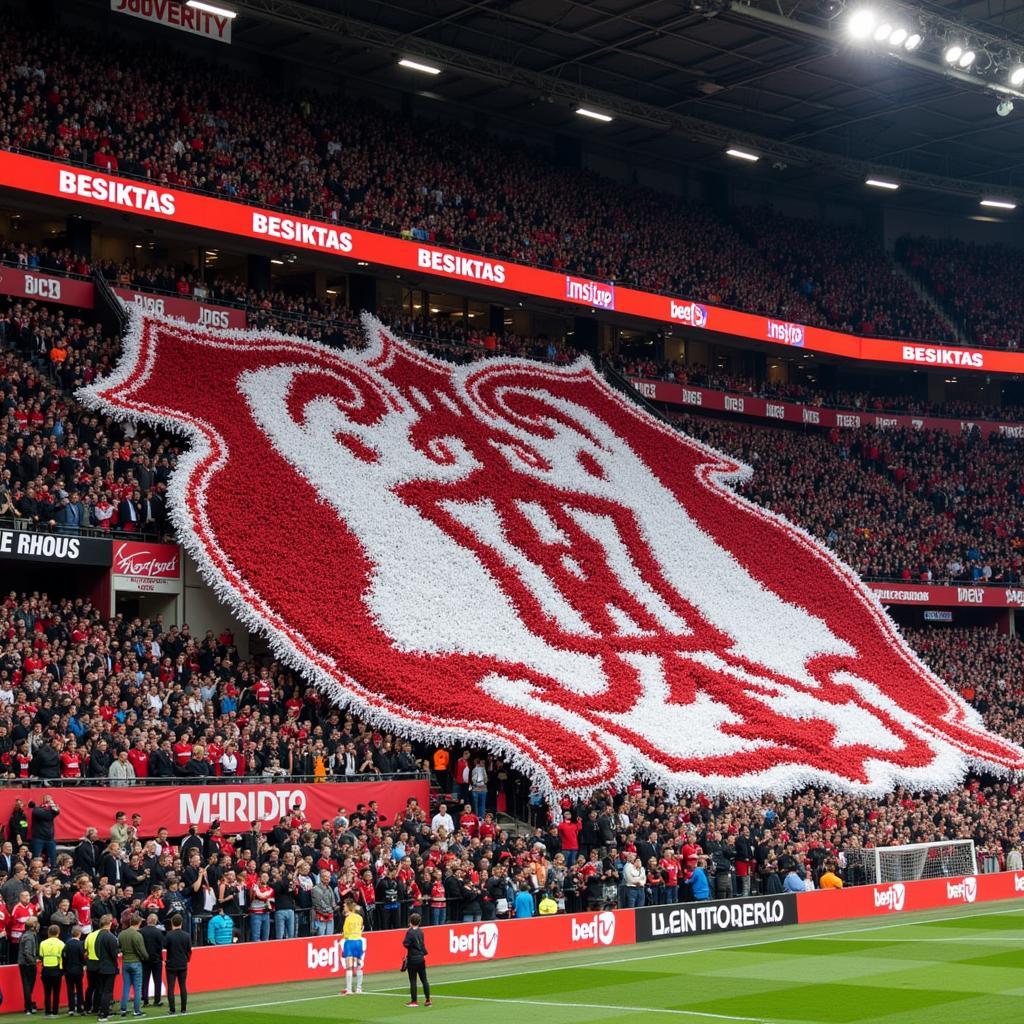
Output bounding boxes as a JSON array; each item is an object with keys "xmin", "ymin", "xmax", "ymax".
[
  {"xmin": 634, "ymin": 893, "xmax": 798, "ymax": 940},
  {"xmin": 1, "ymin": 149, "xmax": 1021, "ymax": 375},
  {"xmin": 0, "ymin": 872, "xmax": 1020, "ymax": 1012}
]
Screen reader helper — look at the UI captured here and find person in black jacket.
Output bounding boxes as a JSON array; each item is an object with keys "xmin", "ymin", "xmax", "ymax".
[
  {"xmin": 28, "ymin": 796, "xmax": 60, "ymax": 868},
  {"xmin": 90, "ymin": 885, "xmax": 117, "ymax": 929},
  {"xmin": 271, "ymin": 867, "xmax": 297, "ymax": 940},
  {"xmin": 164, "ymin": 914, "xmax": 192, "ymax": 1015},
  {"xmin": 139, "ymin": 914, "xmax": 165, "ymax": 1008},
  {"xmin": 88, "ymin": 741, "xmax": 113, "ymax": 780},
  {"xmin": 7, "ymin": 798, "xmax": 29, "ymax": 848},
  {"xmin": 148, "ymin": 741, "xmax": 175, "ymax": 779},
  {"xmin": 402, "ymin": 914, "xmax": 430, "ymax": 1007},
  {"xmin": 94, "ymin": 916, "xmax": 120, "ymax": 1022},
  {"xmin": 29, "ymin": 739, "xmax": 61, "ymax": 780},
  {"xmin": 374, "ymin": 868, "xmax": 405, "ymax": 931},
  {"xmin": 98, "ymin": 845, "xmax": 124, "ymax": 888},
  {"xmin": 460, "ymin": 877, "xmax": 483, "ymax": 922},
  {"xmin": 180, "ymin": 747, "xmax": 211, "ymax": 778},
  {"xmin": 17, "ymin": 917, "xmax": 39, "ymax": 1015},
  {"xmin": 72, "ymin": 830, "xmax": 100, "ymax": 879},
  {"xmin": 63, "ymin": 926, "xmax": 86, "ymax": 1016}
]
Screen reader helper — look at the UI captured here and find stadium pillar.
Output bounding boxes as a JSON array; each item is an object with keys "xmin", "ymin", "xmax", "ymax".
[
  {"xmin": 572, "ymin": 315, "xmax": 598, "ymax": 358},
  {"xmin": 489, "ymin": 305, "xmax": 504, "ymax": 335},
  {"xmin": 349, "ymin": 273, "xmax": 377, "ymax": 315},
  {"xmin": 247, "ymin": 254, "xmax": 271, "ymax": 294},
  {"xmin": 66, "ymin": 216, "xmax": 91, "ymax": 259}
]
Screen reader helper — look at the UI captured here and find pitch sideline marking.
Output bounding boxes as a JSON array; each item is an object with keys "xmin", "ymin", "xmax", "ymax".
[
  {"xmin": 370, "ymin": 903, "xmax": 1024, "ymax": 993},
  {"xmin": 373, "ymin": 990, "xmax": 767, "ymax": 1021},
  {"xmin": 170, "ymin": 903, "xmax": 1024, "ymax": 1019}
]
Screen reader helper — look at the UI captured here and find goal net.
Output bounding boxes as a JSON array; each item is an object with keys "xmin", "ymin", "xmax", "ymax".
[{"xmin": 843, "ymin": 840, "xmax": 977, "ymax": 885}]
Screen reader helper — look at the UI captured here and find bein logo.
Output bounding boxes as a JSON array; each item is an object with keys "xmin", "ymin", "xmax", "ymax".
[
  {"xmin": 669, "ymin": 300, "xmax": 708, "ymax": 328},
  {"xmin": 873, "ymin": 883, "xmax": 906, "ymax": 912},
  {"xmin": 449, "ymin": 922, "xmax": 499, "ymax": 959},
  {"xmin": 1014, "ymin": 874, "xmax": 1024, "ymax": 894},
  {"xmin": 946, "ymin": 877, "xmax": 977, "ymax": 904},
  {"xmin": 307, "ymin": 938, "xmax": 345, "ymax": 974},
  {"xmin": 571, "ymin": 911, "xmax": 616, "ymax": 946},
  {"xmin": 766, "ymin": 320, "xmax": 805, "ymax": 347}
]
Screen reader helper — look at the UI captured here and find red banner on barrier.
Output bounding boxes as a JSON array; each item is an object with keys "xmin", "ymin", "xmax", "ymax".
[
  {"xmin": 631, "ymin": 378, "xmax": 1024, "ymax": 441},
  {"xmin": 0, "ymin": 780, "xmax": 428, "ymax": 842},
  {"xmin": 1, "ymin": 149, "xmax": 1021, "ymax": 375},
  {"xmin": 0, "ymin": 908, "xmax": 635, "ymax": 1012},
  {"xmin": 113, "ymin": 287, "xmax": 247, "ymax": 329},
  {"xmin": 0, "ymin": 264, "xmax": 94, "ymax": 308},
  {"xmin": 796, "ymin": 871, "xmax": 1024, "ymax": 922}
]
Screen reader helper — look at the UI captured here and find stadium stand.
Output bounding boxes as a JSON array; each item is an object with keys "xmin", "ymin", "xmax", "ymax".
[
  {"xmin": 897, "ymin": 236, "xmax": 1024, "ymax": 350},
  {"xmin": 1, "ymin": 19, "xmax": 1016, "ymax": 349},
  {"xmin": 0, "ymin": 591, "xmax": 1019, "ymax": 949},
  {"xmin": 670, "ymin": 413, "xmax": 1024, "ymax": 584},
  {"xmin": 3, "ymin": 290, "xmax": 1023, "ymax": 946},
  {"xmin": 4, "ymin": 3, "xmax": 1024, "ymax": 1001}
]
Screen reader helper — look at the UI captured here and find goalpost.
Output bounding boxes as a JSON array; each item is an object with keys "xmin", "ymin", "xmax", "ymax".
[{"xmin": 843, "ymin": 840, "xmax": 978, "ymax": 885}]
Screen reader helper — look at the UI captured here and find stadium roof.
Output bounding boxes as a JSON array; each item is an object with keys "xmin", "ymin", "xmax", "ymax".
[{"xmin": 215, "ymin": 0, "xmax": 1024, "ymax": 215}]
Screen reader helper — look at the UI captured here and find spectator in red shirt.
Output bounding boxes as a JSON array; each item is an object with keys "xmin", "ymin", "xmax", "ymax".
[
  {"xmin": 172, "ymin": 734, "xmax": 193, "ymax": 770},
  {"xmin": 557, "ymin": 812, "xmax": 582, "ymax": 865},
  {"xmin": 60, "ymin": 740, "xmax": 83, "ymax": 779},
  {"xmin": 126, "ymin": 740, "xmax": 149, "ymax": 779},
  {"xmin": 458, "ymin": 804, "xmax": 478, "ymax": 839}
]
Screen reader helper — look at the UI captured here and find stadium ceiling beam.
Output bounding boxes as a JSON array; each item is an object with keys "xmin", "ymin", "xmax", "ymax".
[{"xmin": 233, "ymin": 0, "xmax": 1024, "ymax": 203}]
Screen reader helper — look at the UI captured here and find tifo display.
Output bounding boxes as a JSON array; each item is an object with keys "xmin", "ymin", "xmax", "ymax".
[
  {"xmin": 5, "ymin": 5, "xmax": 1024, "ymax": 1021},
  {"xmin": 77, "ymin": 311, "xmax": 1024, "ymax": 796}
]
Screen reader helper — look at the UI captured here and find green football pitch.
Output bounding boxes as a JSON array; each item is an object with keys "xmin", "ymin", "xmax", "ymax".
[{"xmin": 144, "ymin": 901, "xmax": 1023, "ymax": 1024}]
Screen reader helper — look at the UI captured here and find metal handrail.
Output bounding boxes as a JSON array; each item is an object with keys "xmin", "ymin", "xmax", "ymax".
[{"xmin": 4, "ymin": 771, "xmax": 430, "ymax": 788}]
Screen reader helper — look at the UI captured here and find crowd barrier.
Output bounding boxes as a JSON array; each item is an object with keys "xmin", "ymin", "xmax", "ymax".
[{"xmin": 0, "ymin": 871, "xmax": 1020, "ymax": 1012}]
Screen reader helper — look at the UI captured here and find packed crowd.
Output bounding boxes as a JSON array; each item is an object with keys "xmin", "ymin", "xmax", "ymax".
[
  {"xmin": 1, "ymin": 601, "xmax": 1021, "ymax": 958},
  {"xmin": 0, "ymin": 238, "xmax": 90, "ymax": 277},
  {"xmin": 4, "ymin": 19, "xmax": 1012, "ymax": 348},
  {"xmin": 0, "ymin": 590, "xmax": 437, "ymax": 789},
  {"xmin": 670, "ymin": 412, "xmax": 1024, "ymax": 583},
  {"xmin": 898, "ymin": 236, "xmax": 1024, "ymax": 349},
  {"xmin": 0, "ymin": 298, "xmax": 179, "ymax": 535},
  {"xmin": 903, "ymin": 627, "xmax": 1024, "ymax": 749},
  {"xmin": 740, "ymin": 209, "xmax": 954, "ymax": 343}
]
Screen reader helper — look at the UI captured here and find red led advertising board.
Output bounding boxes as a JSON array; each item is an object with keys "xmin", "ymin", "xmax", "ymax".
[{"xmin": 0, "ymin": 149, "xmax": 1019, "ymax": 374}]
